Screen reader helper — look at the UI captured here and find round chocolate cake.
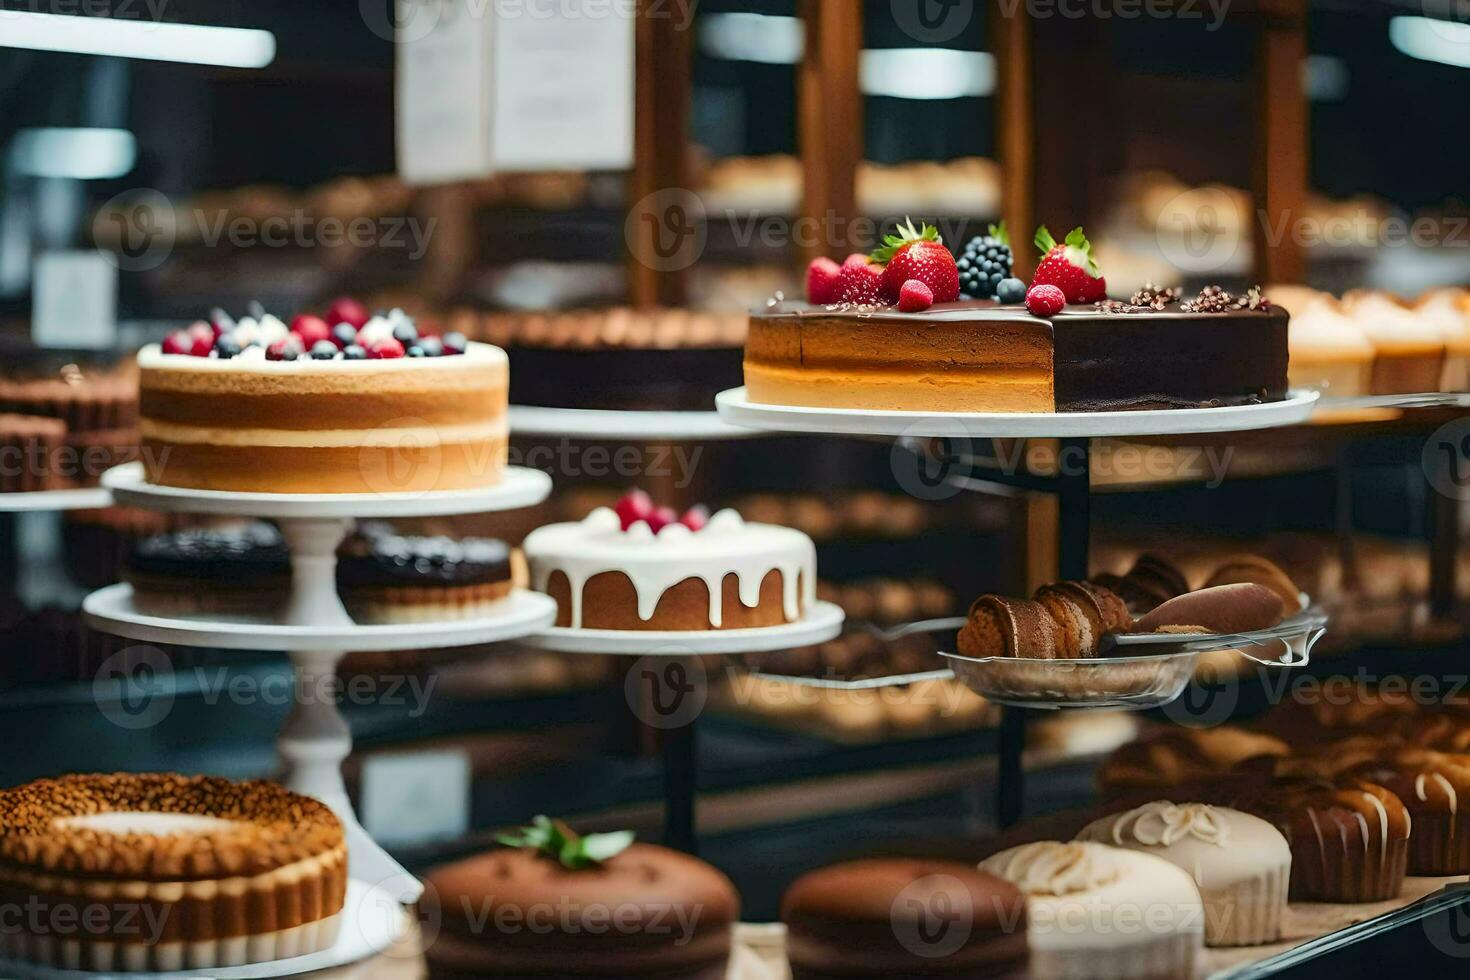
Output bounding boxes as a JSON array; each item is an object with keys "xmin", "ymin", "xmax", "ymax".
[
  {"xmin": 337, "ymin": 523, "xmax": 513, "ymax": 623},
  {"xmin": 423, "ymin": 828, "xmax": 738, "ymax": 980},
  {"xmin": 781, "ymin": 858, "xmax": 1029, "ymax": 979}
]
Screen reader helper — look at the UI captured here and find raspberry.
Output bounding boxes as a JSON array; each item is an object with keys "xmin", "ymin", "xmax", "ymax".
[
  {"xmin": 898, "ymin": 279, "xmax": 935, "ymax": 313},
  {"xmin": 1025, "ymin": 283, "xmax": 1066, "ymax": 317}
]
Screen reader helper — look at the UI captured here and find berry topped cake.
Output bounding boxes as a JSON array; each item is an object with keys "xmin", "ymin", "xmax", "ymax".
[
  {"xmin": 751, "ymin": 222, "xmax": 1289, "ymax": 413},
  {"xmin": 523, "ymin": 490, "xmax": 816, "ymax": 630},
  {"xmin": 138, "ymin": 298, "xmax": 508, "ymax": 493}
]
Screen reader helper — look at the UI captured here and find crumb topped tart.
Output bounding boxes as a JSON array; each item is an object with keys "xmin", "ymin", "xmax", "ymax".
[
  {"xmin": 139, "ymin": 301, "xmax": 508, "ymax": 494},
  {"xmin": 0, "ymin": 773, "xmax": 347, "ymax": 972},
  {"xmin": 524, "ymin": 490, "xmax": 816, "ymax": 630}
]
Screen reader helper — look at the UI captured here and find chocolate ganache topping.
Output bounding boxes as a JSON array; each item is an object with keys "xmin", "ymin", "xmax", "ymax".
[
  {"xmin": 127, "ymin": 522, "xmax": 288, "ymax": 583},
  {"xmin": 337, "ymin": 522, "xmax": 511, "ymax": 588}
]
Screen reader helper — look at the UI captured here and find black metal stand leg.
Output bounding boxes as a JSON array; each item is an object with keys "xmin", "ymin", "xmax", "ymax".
[
  {"xmin": 994, "ymin": 438, "xmax": 1092, "ymax": 828},
  {"xmin": 1428, "ymin": 457, "xmax": 1460, "ymax": 619},
  {"xmin": 0, "ymin": 513, "xmax": 17, "ymax": 598},
  {"xmin": 662, "ymin": 718, "xmax": 698, "ymax": 854}
]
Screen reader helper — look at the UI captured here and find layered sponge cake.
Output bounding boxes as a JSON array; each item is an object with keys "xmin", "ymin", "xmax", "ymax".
[
  {"xmin": 745, "ymin": 298, "xmax": 1289, "ymax": 413},
  {"xmin": 138, "ymin": 340, "xmax": 508, "ymax": 494}
]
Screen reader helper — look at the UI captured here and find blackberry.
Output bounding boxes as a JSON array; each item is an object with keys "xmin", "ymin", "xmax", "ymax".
[{"xmin": 956, "ymin": 222, "xmax": 1013, "ymax": 300}]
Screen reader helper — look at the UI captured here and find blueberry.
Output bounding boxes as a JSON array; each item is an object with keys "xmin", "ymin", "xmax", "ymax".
[
  {"xmin": 997, "ymin": 277, "xmax": 1027, "ymax": 304},
  {"xmin": 343, "ymin": 344, "xmax": 368, "ymax": 360},
  {"xmin": 331, "ymin": 322, "xmax": 358, "ymax": 348},
  {"xmin": 392, "ymin": 322, "xmax": 419, "ymax": 345},
  {"xmin": 214, "ymin": 336, "xmax": 242, "ymax": 359},
  {"xmin": 442, "ymin": 331, "xmax": 467, "ymax": 355},
  {"xmin": 407, "ymin": 346, "xmax": 426, "ymax": 357},
  {"xmin": 417, "ymin": 336, "xmax": 444, "ymax": 357},
  {"xmin": 310, "ymin": 340, "xmax": 339, "ymax": 360}
]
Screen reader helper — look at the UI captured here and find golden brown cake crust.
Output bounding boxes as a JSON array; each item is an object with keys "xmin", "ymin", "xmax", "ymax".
[{"xmin": 0, "ymin": 773, "xmax": 343, "ymax": 880}]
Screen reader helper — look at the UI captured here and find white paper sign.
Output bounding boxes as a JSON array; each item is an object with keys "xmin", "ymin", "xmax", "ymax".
[
  {"xmin": 396, "ymin": 0, "xmax": 634, "ymax": 184},
  {"xmin": 32, "ymin": 251, "xmax": 116, "ymax": 349},
  {"xmin": 359, "ymin": 749, "xmax": 471, "ymax": 846}
]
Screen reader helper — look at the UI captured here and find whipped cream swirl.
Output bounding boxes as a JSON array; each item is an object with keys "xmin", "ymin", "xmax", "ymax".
[
  {"xmin": 1107, "ymin": 801, "xmax": 1230, "ymax": 848},
  {"xmin": 979, "ymin": 841, "xmax": 1120, "ymax": 897}
]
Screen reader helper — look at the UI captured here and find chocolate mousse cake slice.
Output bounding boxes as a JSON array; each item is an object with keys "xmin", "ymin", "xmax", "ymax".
[
  {"xmin": 745, "ymin": 295, "xmax": 1289, "ymax": 413},
  {"xmin": 0, "ymin": 773, "xmax": 347, "ymax": 972}
]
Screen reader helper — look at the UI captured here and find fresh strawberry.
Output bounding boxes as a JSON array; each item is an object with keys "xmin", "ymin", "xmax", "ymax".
[
  {"xmin": 162, "ymin": 331, "xmax": 194, "ymax": 356},
  {"xmin": 680, "ymin": 505, "xmax": 709, "ymax": 531},
  {"xmin": 327, "ymin": 297, "xmax": 370, "ymax": 330},
  {"xmin": 837, "ymin": 255, "xmax": 885, "ymax": 304},
  {"xmin": 1025, "ymin": 283, "xmax": 1066, "ymax": 317},
  {"xmin": 898, "ymin": 279, "xmax": 934, "ymax": 313},
  {"xmin": 371, "ymin": 337, "xmax": 406, "ymax": 360},
  {"xmin": 1032, "ymin": 226, "xmax": 1103, "ymax": 304},
  {"xmin": 291, "ymin": 314, "xmax": 332, "ymax": 349},
  {"xmin": 614, "ymin": 489, "xmax": 654, "ymax": 530},
  {"xmin": 805, "ymin": 256, "xmax": 843, "ymax": 304},
  {"xmin": 1078, "ymin": 275, "xmax": 1108, "ymax": 304},
  {"xmin": 872, "ymin": 219, "xmax": 959, "ymax": 303}
]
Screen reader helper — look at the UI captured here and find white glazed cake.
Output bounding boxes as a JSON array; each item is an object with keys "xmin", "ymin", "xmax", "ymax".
[
  {"xmin": 1076, "ymin": 801, "xmax": 1291, "ymax": 947},
  {"xmin": 523, "ymin": 494, "xmax": 816, "ymax": 630},
  {"xmin": 979, "ymin": 840, "xmax": 1203, "ymax": 980}
]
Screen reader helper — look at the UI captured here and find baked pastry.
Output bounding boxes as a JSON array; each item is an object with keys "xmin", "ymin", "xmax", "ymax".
[
  {"xmin": 1076, "ymin": 801, "xmax": 1290, "ymax": 947},
  {"xmin": 1417, "ymin": 288, "xmax": 1470, "ymax": 390},
  {"xmin": 1279, "ymin": 294, "xmax": 1375, "ymax": 398},
  {"xmin": 476, "ymin": 308, "xmax": 745, "ymax": 410},
  {"xmin": 957, "ymin": 596, "xmax": 1061, "ymax": 660},
  {"xmin": 781, "ymin": 858, "xmax": 1029, "ymax": 978},
  {"xmin": 1132, "ymin": 584, "xmax": 1286, "ymax": 635},
  {"xmin": 1232, "ymin": 778, "xmax": 1410, "ymax": 902},
  {"xmin": 138, "ymin": 306, "xmax": 508, "ymax": 493},
  {"xmin": 124, "ymin": 521, "xmax": 290, "ymax": 616},
  {"xmin": 1035, "ymin": 581, "xmax": 1132, "ymax": 657},
  {"xmin": 0, "ymin": 773, "xmax": 346, "ymax": 971},
  {"xmin": 746, "ymin": 296, "xmax": 1289, "ymax": 413},
  {"xmin": 1345, "ymin": 749, "xmax": 1470, "ymax": 875},
  {"xmin": 0, "ymin": 414, "xmax": 64, "ymax": 492},
  {"xmin": 1202, "ymin": 555, "xmax": 1303, "ymax": 614},
  {"xmin": 1253, "ymin": 680, "xmax": 1418, "ymax": 740},
  {"xmin": 1343, "ymin": 290, "xmax": 1445, "ymax": 394},
  {"xmin": 524, "ymin": 492, "xmax": 816, "ymax": 630},
  {"xmin": 422, "ymin": 817, "xmax": 738, "ymax": 980},
  {"xmin": 978, "ymin": 841, "xmax": 1203, "ymax": 979},
  {"xmin": 1093, "ymin": 554, "xmax": 1190, "ymax": 614},
  {"xmin": 1098, "ymin": 726, "xmax": 1289, "ymax": 795},
  {"xmin": 0, "ymin": 361, "xmax": 139, "ymax": 486},
  {"xmin": 337, "ymin": 523, "xmax": 513, "ymax": 623}
]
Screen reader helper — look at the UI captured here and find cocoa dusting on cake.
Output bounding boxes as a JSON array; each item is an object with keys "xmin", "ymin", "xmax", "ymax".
[{"xmin": 1095, "ymin": 284, "xmax": 1182, "ymax": 314}]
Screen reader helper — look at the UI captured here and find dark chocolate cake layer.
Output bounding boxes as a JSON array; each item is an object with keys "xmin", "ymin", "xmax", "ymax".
[
  {"xmin": 126, "ymin": 522, "xmax": 288, "ymax": 587},
  {"xmin": 337, "ymin": 524, "xmax": 511, "ymax": 588}
]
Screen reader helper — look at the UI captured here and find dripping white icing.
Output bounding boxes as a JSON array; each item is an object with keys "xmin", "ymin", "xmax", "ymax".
[
  {"xmin": 523, "ymin": 507, "xmax": 817, "ymax": 628},
  {"xmin": 1360, "ymin": 791, "xmax": 1390, "ymax": 864}
]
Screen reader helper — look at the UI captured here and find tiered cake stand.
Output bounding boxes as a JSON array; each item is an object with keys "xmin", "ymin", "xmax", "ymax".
[
  {"xmin": 61, "ymin": 462, "xmax": 558, "ymax": 978},
  {"xmin": 508, "ymin": 405, "xmax": 759, "ymax": 441},
  {"xmin": 716, "ymin": 387, "xmax": 1324, "ymax": 826}
]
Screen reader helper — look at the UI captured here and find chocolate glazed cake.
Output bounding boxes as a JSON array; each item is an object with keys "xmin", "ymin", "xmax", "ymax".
[{"xmin": 745, "ymin": 300, "xmax": 1290, "ymax": 413}]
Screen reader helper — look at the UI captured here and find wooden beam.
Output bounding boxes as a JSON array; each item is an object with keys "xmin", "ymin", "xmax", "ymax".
[
  {"xmin": 1252, "ymin": 1, "xmax": 1309, "ymax": 284},
  {"xmin": 993, "ymin": 4, "xmax": 1035, "ymax": 279},
  {"xmin": 628, "ymin": 0, "xmax": 694, "ymax": 308},
  {"xmin": 798, "ymin": 0, "xmax": 863, "ymax": 263}
]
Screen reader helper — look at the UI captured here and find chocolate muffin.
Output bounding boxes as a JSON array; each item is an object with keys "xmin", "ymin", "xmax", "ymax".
[
  {"xmin": 423, "ymin": 820, "xmax": 738, "ymax": 980},
  {"xmin": 124, "ymin": 521, "xmax": 290, "ymax": 616},
  {"xmin": 781, "ymin": 858, "xmax": 1028, "ymax": 979},
  {"xmin": 337, "ymin": 523, "xmax": 513, "ymax": 623},
  {"xmin": 1344, "ymin": 749, "xmax": 1470, "ymax": 875}
]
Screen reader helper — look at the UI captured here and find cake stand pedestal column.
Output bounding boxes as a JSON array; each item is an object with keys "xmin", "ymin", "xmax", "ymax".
[{"xmin": 277, "ymin": 517, "xmax": 355, "ymax": 627}]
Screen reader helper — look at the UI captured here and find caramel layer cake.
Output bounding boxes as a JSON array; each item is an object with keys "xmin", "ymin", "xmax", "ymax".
[
  {"xmin": 0, "ymin": 773, "xmax": 347, "ymax": 972},
  {"xmin": 138, "ymin": 342, "xmax": 508, "ymax": 493},
  {"xmin": 745, "ymin": 300, "xmax": 1290, "ymax": 413}
]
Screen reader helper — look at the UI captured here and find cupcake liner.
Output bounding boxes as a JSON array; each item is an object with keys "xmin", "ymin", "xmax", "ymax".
[
  {"xmin": 1288, "ymin": 832, "xmax": 1407, "ymax": 903},
  {"xmin": 1407, "ymin": 812, "xmax": 1470, "ymax": 876},
  {"xmin": 1203, "ymin": 862, "xmax": 1288, "ymax": 947}
]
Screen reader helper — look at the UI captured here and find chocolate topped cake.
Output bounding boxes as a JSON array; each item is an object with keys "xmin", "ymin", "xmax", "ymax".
[
  {"xmin": 337, "ymin": 522, "xmax": 514, "ymax": 623},
  {"xmin": 745, "ymin": 299, "xmax": 1289, "ymax": 413},
  {"xmin": 124, "ymin": 521, "xmax": 290, "ymax": 615},
  {"xmin": 423, "ymin": 817, "xmax": 738, "ymax": 980}
]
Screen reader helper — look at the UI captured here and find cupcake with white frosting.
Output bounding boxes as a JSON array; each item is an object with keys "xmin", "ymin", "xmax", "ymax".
[
  {"xmin": 979, "ymin": 840, "xmax": 1202, "ymax": 980},
  {"xmin": 1076, "ymin": 801, "xmax": 1290, "ymax": 947}
]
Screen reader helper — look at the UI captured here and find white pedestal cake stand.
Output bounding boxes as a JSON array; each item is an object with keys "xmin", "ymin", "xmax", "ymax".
[
  {"xmin": 508, "ymin": 405, "xmax": 760, "ymax": 441},
  {"xmin": 0, "ymin": 486, "xmax": 113, "ymax": 513},
  {"xmin": 82, "ymin": 463, "xmax": 557, "ymax": 928},
  {"xmin": 715, "ymin": 387, "xmax": 1320, "ymax": 438}
]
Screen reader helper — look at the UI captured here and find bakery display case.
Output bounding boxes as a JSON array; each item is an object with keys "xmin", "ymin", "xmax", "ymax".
[{"xmin": 5, "ymin": 1, "xmax": 1470, "ymax": 977}]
